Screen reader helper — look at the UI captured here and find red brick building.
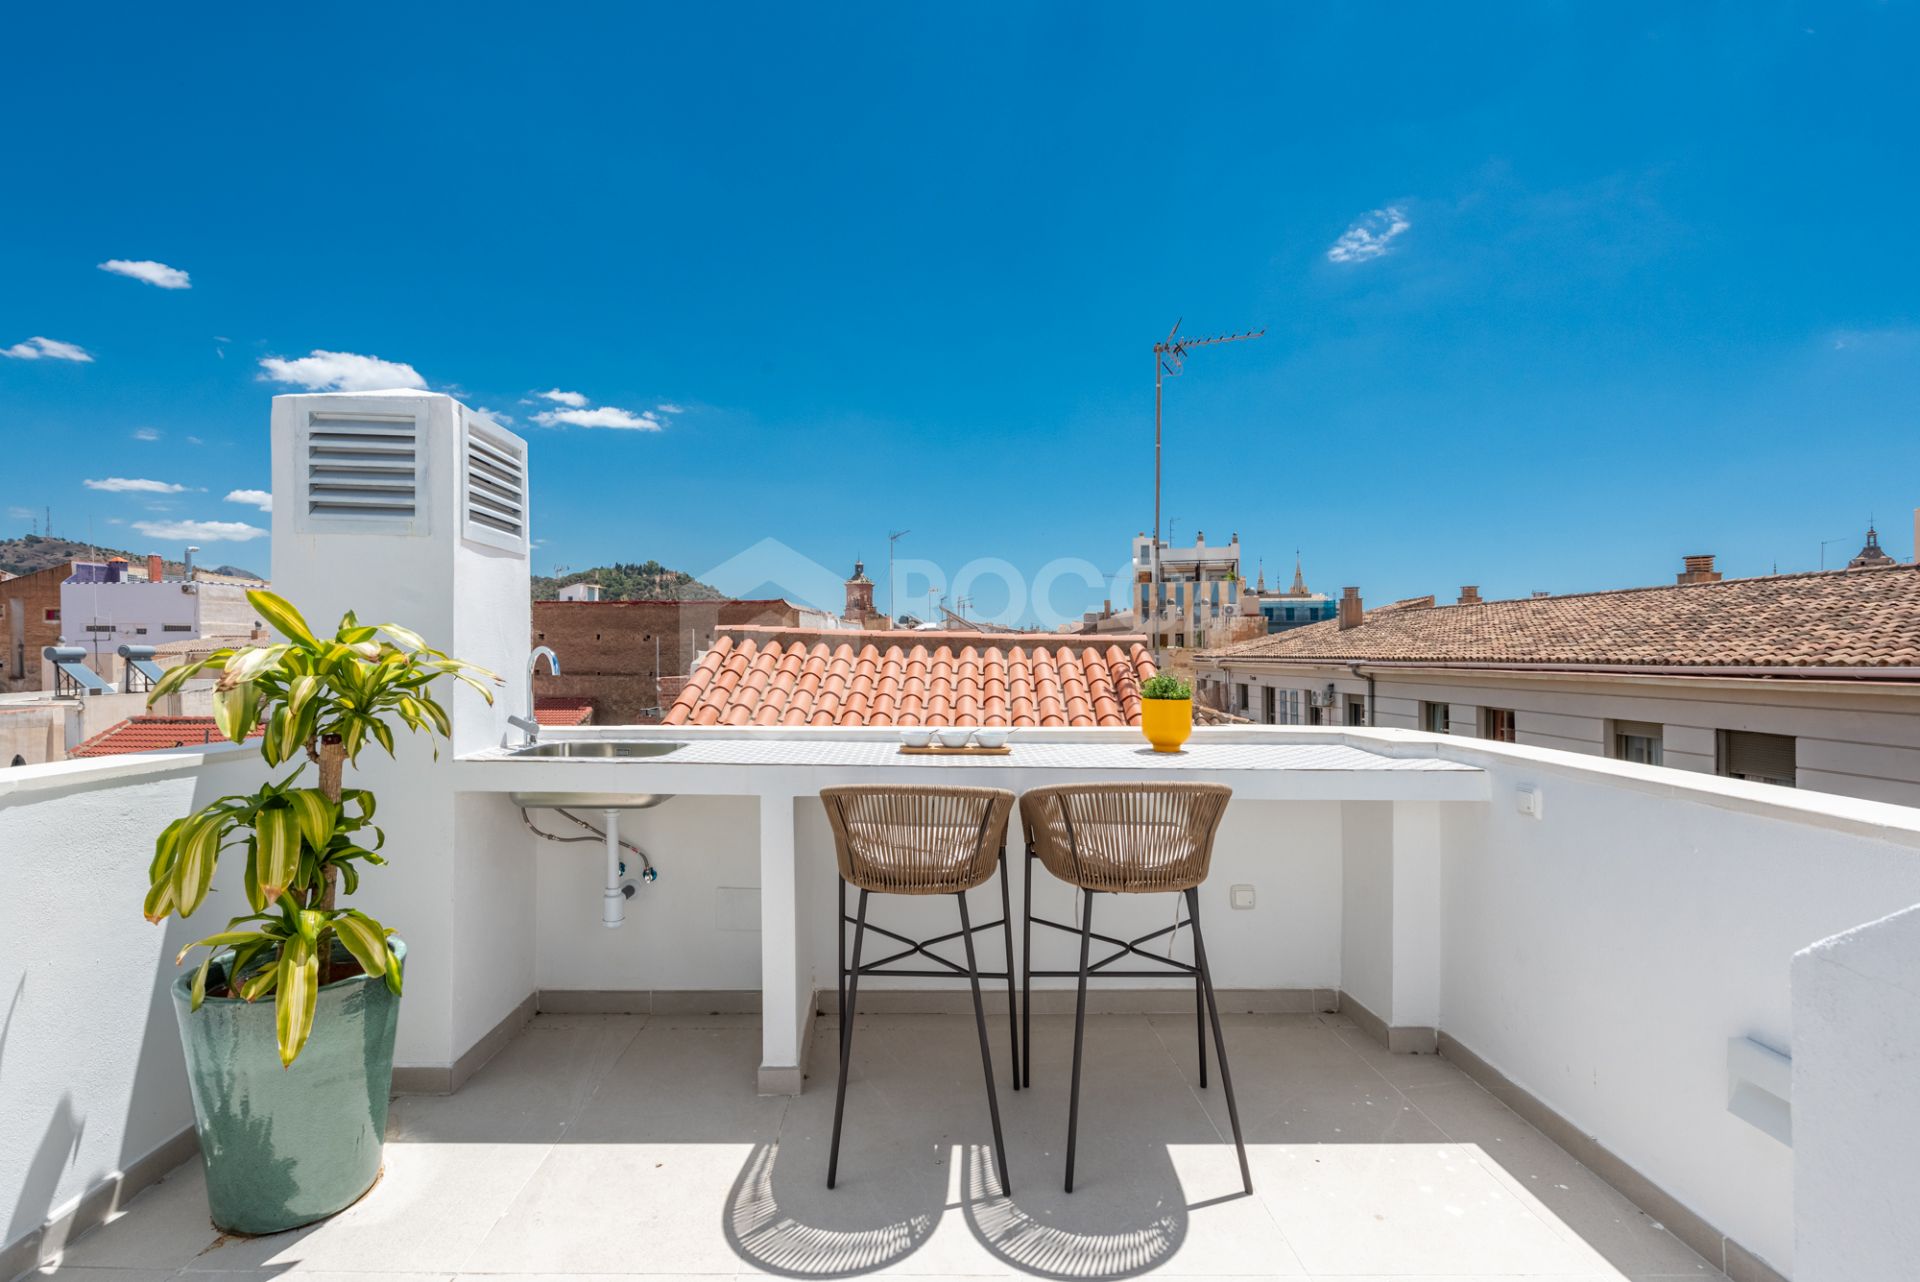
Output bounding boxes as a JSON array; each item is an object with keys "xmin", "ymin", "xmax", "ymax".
[{"xmin": 530, "ymin": 598, "xmax": 807, "ymax": 724}]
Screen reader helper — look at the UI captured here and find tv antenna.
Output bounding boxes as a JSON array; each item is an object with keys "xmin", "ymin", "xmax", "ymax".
[{"xmin": 1151, "ymin": 319, "xmax": 1264, "ymax": 653}]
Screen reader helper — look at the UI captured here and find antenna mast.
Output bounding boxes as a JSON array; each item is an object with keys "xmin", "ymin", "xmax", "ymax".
[{"xmin": 1151, "ymin": 319, "xmax": 1265, "ymax": 655}]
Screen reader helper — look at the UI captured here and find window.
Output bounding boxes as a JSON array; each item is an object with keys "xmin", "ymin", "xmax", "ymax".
[
  {"xmin": 84, "ymin": 624, "xmax": 115, "ymax": 633},
  {"xmin": 1262, "ymin": 687, "xmax": 1276, "ymax": 724},
  {"xmin": 1234, "ymin": 683, "xmax": 1249, "ymax": 713},
  {"xmin": 1421, "ymin": 701, "xmax": 1450, "ymax": 735},
  {"xmin": 1345, "ymin": 696, "xmax": 1366, "ymax": 726},
  {"xmin": 1612, "ymin": 720, "xmax": 1663, "ymax": 766},
  {"xmin": 1481, "ymin": 707, "xmax": 1517, "ymax": 742},
  {"xmin": 162, "ymin": 624, "xmax": 192, "ymax": 633},
  {"xmin": 1719, "ymin": 730, "xmax": 1795, "ymax": 787},
  {"xmin": 44, "ymin": 608, "xmax": 60, "ymax": 622},
  {"xmin": 1173, "ymin": 632, "xmax": 1185, "ymax": 648}
]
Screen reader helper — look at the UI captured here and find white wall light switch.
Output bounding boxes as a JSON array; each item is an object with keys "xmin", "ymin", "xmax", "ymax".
[
  {"xmin": 1516, "ymin": 786, "xmax": 1543, "ymax": 819},
  {"xmin": 1230, "ymin": 884, "xmax": 1255, "ymax": 910}
]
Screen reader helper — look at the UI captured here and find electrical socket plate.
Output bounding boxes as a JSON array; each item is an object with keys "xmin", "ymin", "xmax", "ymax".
[{"xmin": 1230, "ymin": 884, "xmax": 1255, "ymax": 909}]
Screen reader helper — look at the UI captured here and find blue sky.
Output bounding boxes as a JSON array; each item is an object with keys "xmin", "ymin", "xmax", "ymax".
[{"xmin": 3, "ymin": 3, "xmax": 1916, "ymax": 622}]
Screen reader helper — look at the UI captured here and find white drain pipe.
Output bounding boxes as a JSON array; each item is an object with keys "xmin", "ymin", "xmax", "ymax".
[{"xmin": 602, "ymin": 809, "xmax": 627, "ymax": 928}]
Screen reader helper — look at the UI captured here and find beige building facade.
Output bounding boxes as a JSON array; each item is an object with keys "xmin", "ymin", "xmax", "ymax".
[{"xmin": 1198, "ymin": 550, "xmax": 1920, "ymax": 807}]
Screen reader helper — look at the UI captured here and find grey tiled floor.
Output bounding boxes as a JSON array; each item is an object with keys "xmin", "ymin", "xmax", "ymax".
[{"xmin": 35, "ymin": 1010, "xmax": 1727, "ymax": 1281}]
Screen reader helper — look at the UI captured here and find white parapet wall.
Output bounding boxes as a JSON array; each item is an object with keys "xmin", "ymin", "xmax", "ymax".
[
  {"xmin": 1434, "ymin": 740, "xmax": 1920, "ymax": 1277},
  {"xmin": 1792, "ymin": 902, "xmax": 1920, "ymax": 1280},
  {"xmin": 0, "ymin": 747, "xmax": 270, "ymax": 1275}
]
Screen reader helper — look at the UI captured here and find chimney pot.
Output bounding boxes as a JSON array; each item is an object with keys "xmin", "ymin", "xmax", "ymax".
[
  {"xmin": 147, "ymin": 553, "xmax": 164, "ymax": 583},
  {"xmin": 1677, "ymin": 554, "xmax": 1721, "ymax": 585},
  {"xmin": 1338, "ymin": 586, "xmax": 1364, "ymax": 630},
  {"xmin": 1458, "ymin": 585, "xmax": 1481, "ymax": 604}
]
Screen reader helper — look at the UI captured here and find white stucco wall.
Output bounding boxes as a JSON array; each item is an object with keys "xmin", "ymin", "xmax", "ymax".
[
  {"xmin": 1791, "ymin": 903, "xmax": 1920, "ymax": 1280},
  {"xmin": 533, "ymin": 795, "xmax": 1345, "ymax": 1000},
  {"xmin": 0, "ymin": 748, "xmax": 266, "ymax": 1263},
  {"xmin": 1437, "ymin": 743, "xmax": 1920, "ymax": 1276}
]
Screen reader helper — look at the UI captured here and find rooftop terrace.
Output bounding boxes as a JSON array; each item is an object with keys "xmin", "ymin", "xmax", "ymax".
[{"xmin": 6, "ymin": 393, "xmax": 1919, "ymax": 1282}]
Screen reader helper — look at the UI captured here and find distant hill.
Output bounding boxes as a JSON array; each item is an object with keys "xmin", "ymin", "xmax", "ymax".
[
  {"xmin": 0, "ymin": 534, "xmax": 262, "ymax": 581},
  {"xmin": 531, "ymin": 560, "xmax": 727, "ymax": 602}
]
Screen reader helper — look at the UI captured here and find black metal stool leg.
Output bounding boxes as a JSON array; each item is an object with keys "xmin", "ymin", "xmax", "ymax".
[
  {"xmin": 958, "ymin": 891, "xmax": 1012, "ymax": 1196},
  {"xmin": 1187, "ymin": 887, "xmax": 1251, "ymax": 1195},
  {"xmin": 996, "ymin": 844, "xmax": 1019, "ymax": 1091},
  {"xmin": 827, "ymin": 888, "xmax": 869, "ymax": 1189},
  {"xmin": 837, "ymin": 876, "xmax": 848, "ymax": 1037},
  {"xmin": 1196, "ymin": 967, "xmax": 1209, "ymax": 1088},
  {"xmin": 1064, "ymin": 889, "xmax": 1095, "ymax": 1193},
  {"xmin": 1021, "ymin": 842, "xmax": 1034, "ymax": 1089}
]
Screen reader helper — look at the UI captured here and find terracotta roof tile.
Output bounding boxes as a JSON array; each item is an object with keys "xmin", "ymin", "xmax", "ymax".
[
  {"xmin": 662, "ymin": 628, "xmax": 1158, "ymax": 727},
  {"xmin": 71, "ymin": 716, "xmax": 265, "ymax": 758},
  {"xmin": 1204, "ymin": 564, "xmax": 1920, "ymax": 672}
]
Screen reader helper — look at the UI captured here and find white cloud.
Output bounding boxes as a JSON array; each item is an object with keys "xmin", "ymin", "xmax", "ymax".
[
  {"xmin": 99, "ymin": 259, "xmax": 191, "ymax": 289},
  {"xmin": 225, "ymin": 488, "xmax": 273, "ymax": 512},
  {"xmin": 1326, "ymin": 206, "xmax": 1411, "ymax": 263},
  {"xmin": 258, "ymin": 349, "xmax": 427, "ymax": 392},
  {"xmin": 7, "ymin": 506, "xmax": 33, "ymax": 520},
  {"xmin": 185, "ymin": 435, "xmax": 205, "ymax": 445},
  {"xmin": 538, "ymin": 388, "xmax": 588, "ymax": 408},
  {"xmin": 655, "ymin": 403, "xmax": 685, "ymax": 414},
  {"xmin": 3, "ymin": 336, "xmax": 93, "ymax": 362},
  {"xmin": 133, "ymin": 519, "xmax": 268, "ymax": 543},
  {"xmin": 475, "ymin": 406, "xmax": 515, "ymax": 426},
  {"xmin": 532, "ymin": 405, "xmax": 665, "ymax": 431},
  {"xmin": 132, "ymin": 427, "xmax": 161, "ymax": 442},
  {"xmin": 85, "ymin": 477, "xmax": 186, "ymax": 494}
]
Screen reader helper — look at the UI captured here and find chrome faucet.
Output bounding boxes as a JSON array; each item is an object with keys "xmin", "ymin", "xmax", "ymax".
[{"xmin": 508, "ymin": 646, "xmax": 560, "ymax": 745}]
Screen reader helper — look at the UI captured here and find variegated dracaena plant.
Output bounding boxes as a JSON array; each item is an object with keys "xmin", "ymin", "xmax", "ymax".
[{"xmin": 144, "ymin": 588, "xmax": 501, "ymax": 1065}]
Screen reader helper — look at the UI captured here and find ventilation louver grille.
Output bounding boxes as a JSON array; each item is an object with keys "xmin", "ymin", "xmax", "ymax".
[
  {"xmin": 305, "ymin": 417, "xmax": 419, "ymax": 521},
  {"xmin": 463, "ymin": 419, "xmax": 527, "ymax": 548}
]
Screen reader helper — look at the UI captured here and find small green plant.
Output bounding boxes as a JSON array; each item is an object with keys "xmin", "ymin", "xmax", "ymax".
[
  {"xmin": 143, "ymin": 589, "xmax": 500, "ymax": 1065},
  {"xmin": 1140, "ymin": 673, "xmax": 1192, "ymax": 700}
]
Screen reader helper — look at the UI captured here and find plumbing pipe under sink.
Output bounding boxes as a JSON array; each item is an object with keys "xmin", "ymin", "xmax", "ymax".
[
  {"xmin": 520, "ymin": 805, "xmax": 656, "ymax": 927},
  {"xmin": 600, "ymin": 808, "xmax": 628, "ymax": 928}
]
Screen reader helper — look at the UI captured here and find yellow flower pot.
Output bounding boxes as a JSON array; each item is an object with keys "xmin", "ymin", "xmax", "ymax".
[{"xmin": 1140, "ymin": 696, "xmax": 1193, "ymax": 753}]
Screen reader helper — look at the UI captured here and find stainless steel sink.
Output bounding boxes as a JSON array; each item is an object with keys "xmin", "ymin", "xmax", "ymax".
[
  {"xmin": 507, "ymin": 740, "xmax": 683, "ymax": 810},
  {"xmin": 511, "ymin": 740, "xmax": 685, "ymax": 759}
]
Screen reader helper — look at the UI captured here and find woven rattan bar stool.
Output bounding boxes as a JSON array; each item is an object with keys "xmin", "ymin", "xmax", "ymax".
[
  {"xmin": 1019, "ymin": 781, "xmax": 1250, "ymax": 1195},
  {"xmin": 820, "ymin": 784, "xmax": 1019, "ymax": 1195}
]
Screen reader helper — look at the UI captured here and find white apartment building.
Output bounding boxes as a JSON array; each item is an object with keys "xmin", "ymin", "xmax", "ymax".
[
  {"xmin": 1197, "ymin": 546, "xmax": 1920, "ymax": 807},
  {"xmin": 1131, "ymin": 529, "xmax": 1242, "ymax": 649},
  {"xmin": 58, "ymin": 558, "xmax": 263, "ymax": 676}
]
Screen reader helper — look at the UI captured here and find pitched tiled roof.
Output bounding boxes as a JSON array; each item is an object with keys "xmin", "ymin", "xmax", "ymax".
[
  {"xmin": 71, "ymin": 716, "xmax": 265, "ymax": 758},
  {"xmin": 663, "ymin": 628, "xmax": 1158, "ymax": 726},
  {"xmin": 1204, "ymin": 564, "xmax": 1920, "ymax": 672},
  {"xmin": 533, "ymin": 697, "xmax": 594, "ymax": 727}
]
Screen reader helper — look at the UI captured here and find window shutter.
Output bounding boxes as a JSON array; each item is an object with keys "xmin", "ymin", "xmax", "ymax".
[{"xmin": 1722, "ymin": 731, "xmax": 1796, "ymax": 785}]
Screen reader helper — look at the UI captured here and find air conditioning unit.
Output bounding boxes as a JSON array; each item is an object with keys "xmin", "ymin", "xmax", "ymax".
[{"xmin": 1311, "ymin": 684, "xmax": 1338, "ymax": 708}]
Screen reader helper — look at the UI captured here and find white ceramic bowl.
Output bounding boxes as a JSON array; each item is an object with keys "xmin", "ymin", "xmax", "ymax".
[
  {"xmin": 970, "ymin": 728, "xmax": 1010, "ymax": 749},
  {"xmin": 935, "ymin": 726, "xmax": 975, "ymax": 749},
  {"xmin": 899, "ymin": 727, "xmax": 935, "ymax": 748}
]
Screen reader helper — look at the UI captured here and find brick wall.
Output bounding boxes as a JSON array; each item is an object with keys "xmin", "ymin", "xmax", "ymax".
[
  {"xmin": 531, "ymin": 598, "xmax": 801, "ymax": 724},
  {"xmin": 0, "ymin": 561, "xmax": 76, "ymax": 692}
]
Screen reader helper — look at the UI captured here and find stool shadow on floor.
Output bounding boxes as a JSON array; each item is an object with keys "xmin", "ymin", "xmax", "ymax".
[
  {"xmin": 724, "ymin": 1138, "xmax": 945, "ymax": 1277},
  {"xmin": 961, "ymin": 1145, "xmax": 1187, "ymax": 1280}
]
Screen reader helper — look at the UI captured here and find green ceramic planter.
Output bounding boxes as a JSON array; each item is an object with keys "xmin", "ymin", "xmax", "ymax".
[{"xmin": 170, "ymin": 939, "xmax": 405, "ymax": 1235}]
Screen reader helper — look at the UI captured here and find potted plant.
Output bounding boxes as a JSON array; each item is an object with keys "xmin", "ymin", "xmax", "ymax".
[
  {"xmin": 142, "ymin": 589, "xmax": 498, "ymax": 1234},
  {"xmin": 1139, "ymin": 672, "xmax": 1194, "ymax": 753}
]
